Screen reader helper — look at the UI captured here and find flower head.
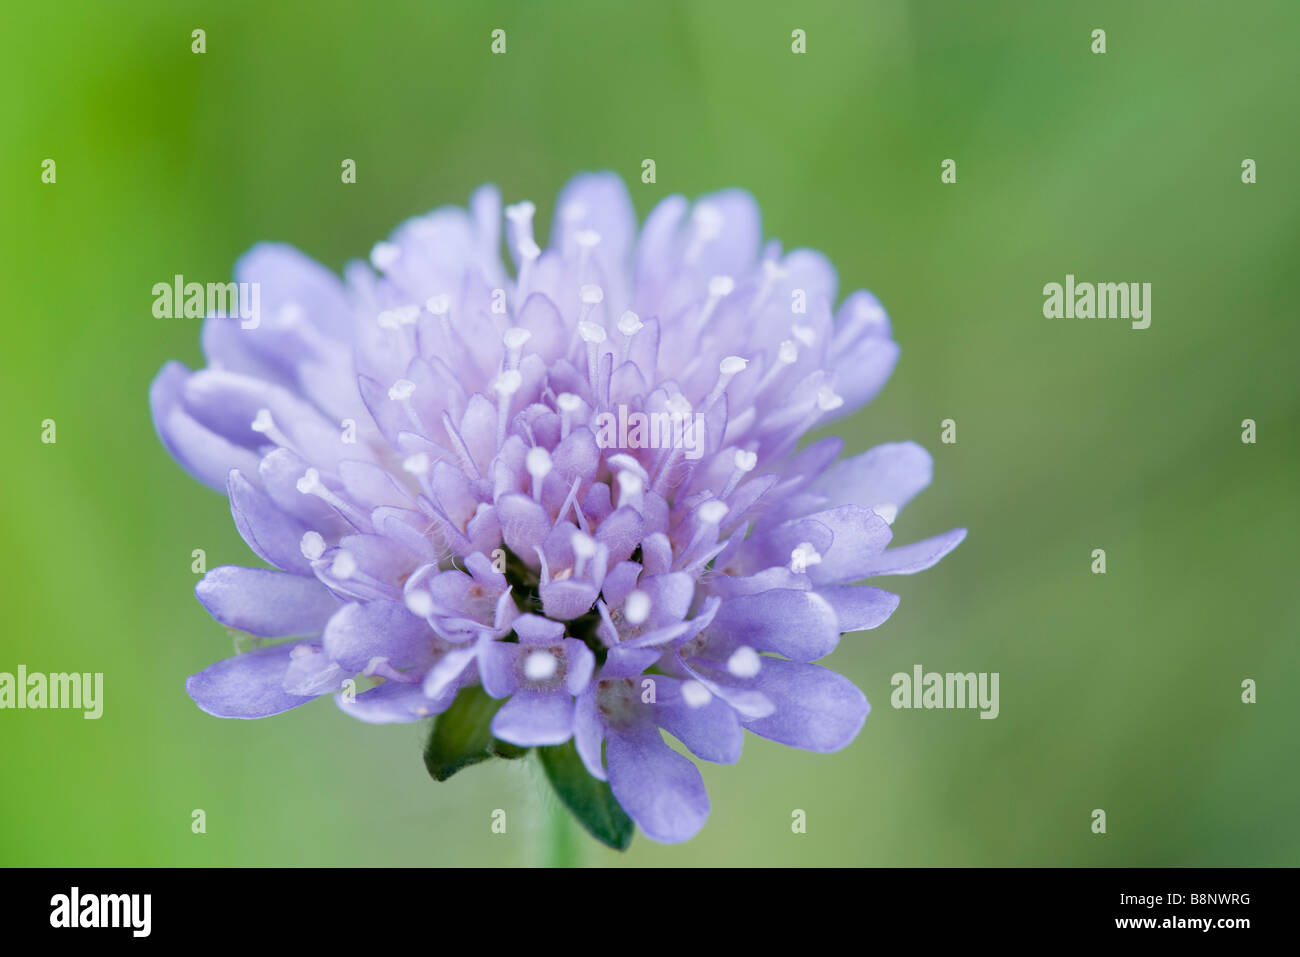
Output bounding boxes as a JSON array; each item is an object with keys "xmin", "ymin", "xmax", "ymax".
[{"xmin": 151, "ymin": 172, "xmax": 964, "ymax": 844}]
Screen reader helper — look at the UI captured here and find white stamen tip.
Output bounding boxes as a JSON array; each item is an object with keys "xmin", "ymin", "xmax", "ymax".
[
  {"xmin": 624, "ymin": 590, "xmax": 651, "ymax": 626},
  {"xmin": 299, "ymin": 531, "xmax": 325, "ymax": 561},
  {"xmin": 525, "ymin": 446, "xmax": 553, "ymax": 479},
  {"xmin": 425, "ymin": 294, "xmax": 450, "ymax": 316},
  {"xmin": 571, "ymin": 530, "xmax": 598, "ymax": 560},
  {"xmin": 873, "ymin": 504, "xmax": 899, "ymax": 525},
  {"xmin": 608, "ymin": 453, "xmax": 648, "ymax": 479},
  {"xmin": 520, "ymin": 239, "xmax": 542, "ymax": 260},
  {"xmin": 523, "ymin": 650, "xmax": 559, "ymax": 682},
  {"xmin": 708, "ymin": 275, "xmax": 735, "ymax": 298},
  {"xmin": 727, "ymin": 646, "xmax": 762, "ymax": 679},
  {"xmin": 503, "ymin": 327, "xmax": 532, "ymax": 351},
  {"xmin": 616, "ymin": 470, "xmax": 644, "ymax": 497},
  {"xmin": 817, "ymin": 386, "xmax": 844, "ymax": 412},
  {"xmin": 406, "ymin": 590, "xmax": 434, "ymax": 617},
  {"xmin": 505, "ymin": 200, "xmax": 536, "ymax": 222},
  {"xmin": 296, "ymin": 468, "xmax": 321, "ymax": 495},
  {"xmin": 666, "ymin": 394, "xmax": 693, "ymax": 416},
  {"xmin": 734, "ymin": 449, "xmax": 758, "ymax": 472},
  {"xmin": 681, "ymin": 679, "xmax": 712, "ymax": 708},
  {"xmin": 698, "ymin": 500, "xmax": 729, "ymax": 525},
  {"xmin": 331, "ymin": 550, "xmax": 357, "ymax": 580},
  {"xmin": 790, "ymin": 541, "xmax": 823, "ymax": 574},
  {"xmin": 494, "ymin": 369, "xmax": 523, "ymax": 396},
  {"xmin": 778, "ymin": 340, "xmax": 799, "ymax": 364},
  {"xmin": 719, "ymin": 355, "xmax": 748, "ymax": 376},
  {"xmin": 762, "ymin": 259, "xmax": 789, "ymax": 281},
  {"xmin": 250, "ymin": 408, "xmax": 274, "ymax": 434},
  {"xmin": 402, "ymin": 453, "xmax": 431, "ymax": 476},
  {"xmin": 579, "ymin": 284, "xmax": 604, "ymax": 305},
  {"xmin": 578, "ymin": 320, "xmax": 607, "ymax": 344},
  {"xmin": 388, "ymin": 378, "xmax": 416, "ymax": 401},
  {"xmin": 617, "ymin": 310, "xmax": 643, "ymax": 337},
  {"xmin": 791, "ymin": 324, "xmax": 817, "ymax": 347},
  {"xmin": 576, "ymin": 229, "xmax": 601, "ymax": 248},
  {"xmin": 556, "ymin": 392, "xmax": 582, "ymax": 413},
  {"xmin": 370, "ymin": 242, "xmax": 400, "ymax": 270},
  {"xmin": 692, "ymin": 203, "xmax": 723, "ymax": 239}
]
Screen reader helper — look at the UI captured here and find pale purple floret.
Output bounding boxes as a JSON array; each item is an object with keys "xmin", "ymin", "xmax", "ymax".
[{"xmin": 151, "ymin": 171, "xmax": 965, "ymax": 843}]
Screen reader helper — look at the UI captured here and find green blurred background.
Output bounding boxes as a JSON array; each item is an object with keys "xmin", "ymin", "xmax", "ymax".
[{"xmin": 2, "ymin": 0, "xmax": 1297, "ymax": 866}]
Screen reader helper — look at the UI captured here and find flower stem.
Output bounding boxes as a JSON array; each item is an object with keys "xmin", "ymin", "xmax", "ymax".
[{"xmin": 544, "ymin": 793, "xmax": 582, "ymax": 868}]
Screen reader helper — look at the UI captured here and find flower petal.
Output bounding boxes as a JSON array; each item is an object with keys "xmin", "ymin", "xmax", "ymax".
[
  {"xmin": 814, "ymin": 442, "xmax": 933, "ymax": 516},
  {"xmin": 227, "ymin": 469, "xmax": 313, "ymax": 574},
  {"xmin": 573, "ymin": 686, "xmax": 607, "ymax": 780},
  {"xmin": 825, "ymin": 336, "xmax": 900, "ymax": 423},
  {"xmin": 654, "ymin": 678, "xmax": 743, "ymax": 764},
  {"xmin": 185, "ymin": 641, "xmax": 321, "ymax": 718},
  {"xmin": 857, "ymin": 527, "xmax": 967, "ymax": 577},
  {"xmin": 337, "ymin": 678, "xmax": 455, "ymax": 725},
  {"xmin": 421, "ymin": 644, "xmax": 480, "ymax": 699},
  {"xmin": 816, "ymin": 585, "xmax": 901, "ymax": 631},
  {"xmin": 491, "ymin": 691, "xmax": 575, "ymax": 747},
  {"xmin": 150, "ymin": 362, "xmax": 261, "ymax": 493},
  {"xmin": 803, "ymin": 505, "xmax": 893, "ymax": 585},
  {"xmin": 195, "ymin": 566, "xmax": 340, "ymax": 637},
  {"xmin": 605, "ymin": 719, "xmax": 710, "ymax": 844},
  {"xmin": 712, "ymin": 588, "xmax": 840, "ymax": 661},
  {"xmin": 321, "ymin": 600, "xmax": 432, "ymax": 673},
  {"xmin": 540, "ymin": 579, "xmax": 599, "ymax": 621},
  {"xmin": 496, "ymin": 493, "xmax": 552, "ymax": 565},
  {"xmin": 741, "ymin": 658, "xmax": 869, "ymax": 753},
  {"xmin": 689, "ymin": 188, "xmax": 761, "ymax": 281}
]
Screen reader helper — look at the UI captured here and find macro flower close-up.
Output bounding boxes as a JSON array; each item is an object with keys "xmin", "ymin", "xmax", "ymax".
[
  {"xmin": 149, "ymin": 171, "xmax": 965, "ymax": 846},
  {"xmin": 7, "ymin": 0, "xmax": 1297, "ymax": 922}
]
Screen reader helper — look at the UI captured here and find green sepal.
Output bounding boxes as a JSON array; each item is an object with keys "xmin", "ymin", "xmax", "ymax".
[
  {"xmin": 423, "ymin": 685, "xmax": 526, "ymax": 781},
  {"xmin": 538, "ymin": 740, "xmax": 634, "ymax": 851}
]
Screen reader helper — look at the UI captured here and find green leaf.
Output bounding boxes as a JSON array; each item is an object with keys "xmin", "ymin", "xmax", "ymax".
[
  {"xmin": 423, "ymin": 685, "xmax": 523, "ymax": 781},
  {"xmin": 538, "ymin": 740, "xmax": 634, "ymax": 851},
  {"xmin": 490, "ymin": 738, "xmax": 529, "ymax": 760}
]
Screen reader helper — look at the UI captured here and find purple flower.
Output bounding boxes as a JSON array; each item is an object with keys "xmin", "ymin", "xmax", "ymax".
[{"xmin": 151, "ymin": 172, "xmax": 965, "ymax": 845}]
